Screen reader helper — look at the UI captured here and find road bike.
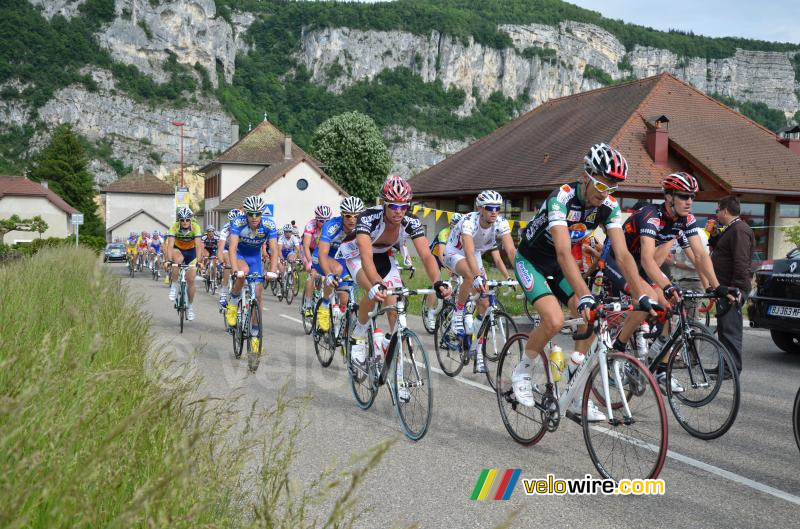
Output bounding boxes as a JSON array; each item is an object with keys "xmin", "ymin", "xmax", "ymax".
[
  {"xmin": 301, "ymin": 274, "xmax": 323, "ymax": 335},
  {"xmin": 313, "ymin": 276, "xmax": 357, "ymax": 368},
  {"xmin": 151, "ymin": 252, "xmax": 161, "ymax": 281},
  {"xmin": 203, "ymin": 256, "xmax": 219, "ymax": 295},
  {"xmin": 171, "ymin": 263, "xmax": 190, "ymax": 333},
  {"xmin": 344, "ymin": 286, "xmax": 436, "ymax": 441},
  {"xmin": 422, "ymin": 274, "xmax": 461, "ymax": 335},
  {"xmin": 231, "ymin": 272, "xmax": 265, "ymax": 374},
  {"xmin": 281, "ymin": 259, "xmax": 299, "ymax": 305},
  {"xmin": 495, "ymin": 298, "xmax": 668, "ymax": 481},
  {"xmin": 434, "ymin": 279, "xmax": 518, "ymax": 390}
]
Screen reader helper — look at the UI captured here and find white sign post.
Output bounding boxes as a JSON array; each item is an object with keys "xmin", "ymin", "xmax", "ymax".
[{"xmin": 71, "ymin": 213, "xmax": 84, "ymax": 247}]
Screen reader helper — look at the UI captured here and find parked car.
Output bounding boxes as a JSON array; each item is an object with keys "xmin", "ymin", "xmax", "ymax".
[
  {"xmin": 748, "ymin": 247, "xmax": 800, "ymax": 353},
  {"xmin": 104, "ymin": 243, "xmax": 127, "ymax": 263}
]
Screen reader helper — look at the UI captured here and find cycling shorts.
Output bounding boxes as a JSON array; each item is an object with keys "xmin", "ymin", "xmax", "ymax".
[
  {"xmin": 178, "ymin": 247, "xmax": 197, "ymax": 265},
  {"xmin": 602, "ymin": 247, "xmax": 656, "ymax": 297},
  {"xmin": 234, "ymin": 251, "xmax": 264, "ymax": 283},
  {"xmin": 281, "ymin": 247, "xmax": 296, "ymax": 260},
  {"xmin": 443, "ymin": 250, "xmax": 485, "ymax": 277},
  {"xmin": 514, "ymin": 253, "xmax": 574, "ymax": 305},
  {"xmin": 345, "ymin": 252, "xmax": 402, "ymax": 289}
]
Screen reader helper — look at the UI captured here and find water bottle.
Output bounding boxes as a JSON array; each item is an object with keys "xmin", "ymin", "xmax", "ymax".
[
  {"xmin": 372, "ymin": 328, "xmax": 384, "ymax": 362},
  {"xmin": 634, "ymin": 328, "xmax": 648, "ymax": 361},
  {"xmin": 332, "ymin": 304, "xmax": 342, "ymax": 337},
  {"xmin": 591, "ymin": 271, "xmax": 604, "ymax": 296},
  {"xmin": 568, "ymin": 351, "xmax": 585, "ymax": 381},
  {"xmin": 381, "ymin": 334, "xmax": 391, "ymax": 358},
  {"xmin": 549, "ymin": 345, "xmax": 566, "ymax": 382}
]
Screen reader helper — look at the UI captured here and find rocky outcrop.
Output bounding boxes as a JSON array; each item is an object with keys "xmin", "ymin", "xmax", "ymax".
[
  {"xmin": 28, "ymin": 0, "xmax": 86, "ymax": 20},
  {"xmin": 385, "ymin": 126, "xmax": 470, "ymax": 178}
]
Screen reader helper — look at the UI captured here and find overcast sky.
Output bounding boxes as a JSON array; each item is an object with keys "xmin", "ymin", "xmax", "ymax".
[{"xmin": 350, "ymin": 0, "xmax": 800, "ymax": 44}]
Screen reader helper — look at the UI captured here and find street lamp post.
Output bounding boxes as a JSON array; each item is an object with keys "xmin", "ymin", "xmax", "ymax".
[{"xmin": 171, "ymin": 120, "xmax": 185, "ymax": 187}]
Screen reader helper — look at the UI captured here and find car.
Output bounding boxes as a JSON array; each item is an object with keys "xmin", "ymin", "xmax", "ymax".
[
  {"xmin": 748, "ymin": 247, "xmax": 800, "ymax": 353},
  {"xmin": 104, "ymin": 243, "xmax": 127, "ymax": 263}
]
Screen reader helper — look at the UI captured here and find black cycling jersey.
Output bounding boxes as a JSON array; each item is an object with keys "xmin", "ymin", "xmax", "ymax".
[
  {"xmin": 201, "ymin": 233, "xmax": 220, "ymax": 252},
  {"xmin": 622, "ymin": 203, "xmax": 697, "ymax": 257},
  {"xmin": 344, "ymin": 206, "xmax": 425, "ymax": 254},
  {"xmin": 518, "ymin": 182, "xmax": 622, "ymax": 275}
]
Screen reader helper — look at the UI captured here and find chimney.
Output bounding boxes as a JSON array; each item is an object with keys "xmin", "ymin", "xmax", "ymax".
[
  {"xmin": 41, "ymin": 179, "xmax": 48, "ymax": 189},
  {"xmin": 138, "ymin": 165, "xmax": 144, "ymax": 175},
  {"xmin": 778, "ymin": 125, "xmax": 800, "ymax": 156},
  {"xmin": 284, "ymin": 136, "xmax": 292, "ymax": 160},
  {"xmin": 645, "ymin": 115, "xmax": 669, "ymax": 166}
]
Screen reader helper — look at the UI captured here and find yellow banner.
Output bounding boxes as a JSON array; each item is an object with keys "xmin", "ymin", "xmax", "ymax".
[
  {"xmin": 507, "ymin": 220, "xmax": 515, "ymax": 232},
  {"xmin": 446, "ymin": 211, "xmax": 453, "ymax": 224},
  {"xmin": 422, "ymin": 207, "xmax": 431, "ymax": 217},
  {"xmin": 519, "ymin": 221, "xmax": 528, "ymax": 229},
  {"xmin": 435, "ymin": 209, "xmax": 443, "ymax": 221},
  {"xmin": 412, "ymin": 205, "xmax": 421, "ymax": 215}
]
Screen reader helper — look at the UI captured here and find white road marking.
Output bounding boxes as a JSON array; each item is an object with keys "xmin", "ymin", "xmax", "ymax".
[{"xmin": 280, "ymin": 314, "xmax": 304, "ymax": 324}]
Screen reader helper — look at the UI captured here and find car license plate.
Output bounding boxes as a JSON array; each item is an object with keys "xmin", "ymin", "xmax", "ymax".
[{"xmin": 767, "ymin": 305, "xmax": 800, "ymax": 318}]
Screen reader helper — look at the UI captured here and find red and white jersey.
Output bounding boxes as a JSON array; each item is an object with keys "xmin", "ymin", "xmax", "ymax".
[{"xmin": 303, "ymin": 218, "xmax": 322, "ymax": 250}]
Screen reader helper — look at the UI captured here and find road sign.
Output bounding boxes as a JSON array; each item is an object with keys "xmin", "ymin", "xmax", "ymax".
[
  {"xmin": 263, "ymin": 204, "xmax": 275, "ymax": 217},
  {"xmin": 175, "ymin": 186, "xmax": 190, "ymax": 210},
  {"xmin": 71, "ymin": 213, "xmax": 84, "ymax": 225}
]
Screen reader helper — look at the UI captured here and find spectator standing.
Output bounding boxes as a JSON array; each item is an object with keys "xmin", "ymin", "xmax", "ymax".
[{"xmin": 710, "ymin": 196, "xmax": 755, "ymax": 374}]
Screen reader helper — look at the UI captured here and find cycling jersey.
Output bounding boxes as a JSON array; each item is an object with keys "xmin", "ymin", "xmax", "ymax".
[
  {"xmin": 167, "ymin": 220, "xmax": 203, "ymax": 250},
  {"xmin": 445, "ymin": 211, "xmax": 510, "ymax": 256},
  {"xmin": 201, "ymin": 233, "xmax": 220, "ymax": 252},
  {"xmin": 278, "ymin": 234, "xmax": 301, "ymax": 258},
  {"xmin": 229, "ymin": 214, "xmax": 278, "ymax": 255},
  {"xmin": 150, "ymin": 235, "xmax": 163, "ymax": 252},
  {"xmin": 518, "ymin": 182, "xmax": 621, "ymax": 276},
  {"xmin": 621, "ymin": 203, "xmax": 696, "ymax": 257},
  {"xmin": 303, "ymin": 218, "xmax": 323, "ymax": 251},
  {"xmin": 336, "ymin": 206, "xmax": 424, "ymax": 260},
  {"xmin": 126, "ymin": 238, "xmax": 137, "ymax": 253}
]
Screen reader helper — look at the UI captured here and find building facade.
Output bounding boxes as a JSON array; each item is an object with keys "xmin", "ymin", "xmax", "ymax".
[
  {"xmin": 101, "ymin": 169, "xmax": 175, "ymax": 242},
  {"xmin": 0, "ymin": 176, "xmax": 78, "ymax": 244}
]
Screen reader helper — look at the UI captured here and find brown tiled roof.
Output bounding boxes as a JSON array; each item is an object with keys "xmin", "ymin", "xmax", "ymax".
[
  {"xmin": 0, "ymin": 175, "xmax": 78, "ymax": 214},
  {"xmin": 410, "ymin": 73, "xmax": 800, "ymax": 197},
  {"xmin": 201, "ymin": 120, "xmax": 321, "ymax": 170},
  {"xmin": 101, "ymin": 170, "xmax": 173, "ymax": 195},
  {"xmin": 214, "ymin": 158, "xmax": 346, "ymax": 212}
]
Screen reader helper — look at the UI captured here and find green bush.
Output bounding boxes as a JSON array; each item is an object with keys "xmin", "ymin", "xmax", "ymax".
[
  {"xmin": 583, "ymin": 64, "xmax": 613, "ymax": 85},
  {"xmin": 712, "ymin": 93, "xmax": 790, "ymax": 131}
]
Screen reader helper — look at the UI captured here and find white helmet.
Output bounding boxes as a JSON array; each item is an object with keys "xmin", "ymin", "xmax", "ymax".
[
  {"xmin": 476, "ymin": 190, "xmax": 503, "ymax": 208},
  {"xmin": 242, "ymin": 195, "xmax": 266, "ymax": 213},
  {"xmin": 340, "ymin": 196, "xmax": 365, "ymax": 214},
  {"xmin": 450, "ymin": 212, "xmax": 463, "ymax": 227},
  {"xmin": 228, "ymin": 208, "xmax": 242, "ymax": 221},
  {"xmin": 176, "ymin": 206, "xmax": 193, "ymax": 219},
  {"xmin": 282, "ymin": 223, "xmax": 293, "ymax": 232},
  {"xmin": 314, "ymin": 204, "xmax": 332, "ymax": 221}
]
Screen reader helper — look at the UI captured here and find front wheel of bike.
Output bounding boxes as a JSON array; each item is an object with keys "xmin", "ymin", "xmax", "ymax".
[
  {"xmin": 292, "ymin": 270, "xmax": 301, "ymax": 297},
  {"xmin": 232, "ymin": 299, "xmax": 244, "ymax": 359},
  {"xmin": 794, "ymin": 387, "xmax": 800, "ymax": 453},
  {"xmin": 479, "ymin": 310, "xmax": 518, "ymax": 390},
  {"xmin": 285, "ymin": 274, "xmax": 295, "ymax": 305},
  {"xmin": 421, "ymin": 295, "xmax": 439, "ymax": 334},
  {"xmin": 246, "ymin": 299, "xmax": 263, "ymax": 373},
  {"xmin": 392, "ymin": 329, "xmax": 433, "ymax": 441},
  {"xmin": 495, "ymin": 333, "xmax": 549, "ymax": 445},
  {"xmin": 583, "ymin": 352, "xmax": 667, "ymax": 481},
  {"xmin": 313, "ymin": 298, "xmax": 335, "ymax": 368}
]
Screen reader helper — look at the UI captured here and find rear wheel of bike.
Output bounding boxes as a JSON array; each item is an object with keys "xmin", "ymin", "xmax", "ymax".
[
  {"xmin": 313, "ymin": 298, "xmax": 335, "ymax": 368},
  {"xmin": 496, "ymin": 333, "xmax": 549, "ymax": 445},
  {"xmin": 479, "ymin": 310, "xmax": 518, "ymax": 390},
  {"xmin": 292, "ymin": 270, "xmax": 301, "ymax": 297},
  {"xmin": 794, "ymin": 387, "xmax": 800, "ymax": 453},
  {"xmin": 523, "ymin": 297, "xmax": 540, "ymax": 326},
  {"xmin": 179, "ymin": 283, "xmax": 187, "ymax": 333},
  {"xmin": 393, "ymin": 329, "xmax": 433, "ymax": 441},
  {"xmin": 285, "ymin": 273, "xmax": 295, "ymax": 305},
  {"xmin": 232, "ymin": 299, "xmax": 244, "ymax": 359},
  {"xmin": 583, "ymin": 352, "xmax": 667, "ymax": 481},
  {"xmin": 666, "ymin": 333, "xmax": 740, "ymax": 440},
  {"xmin": 246, "ymin": 299, "xmax": 263, "ymax": 373},
  {"xmin": 270, "ymin": 275, "xmax": 279, "ymax": 297},
  {"xmin": 434, "ymin": 304, "xmax": 465, "ymax": 377},
  {"xmin": 346, "ymin": 313, "xmax": 377, "ymax": 410}
]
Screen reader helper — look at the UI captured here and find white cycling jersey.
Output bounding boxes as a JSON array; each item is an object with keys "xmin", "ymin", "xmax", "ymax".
[{"xmin": 445, "ymin": 211, "xmax": 510, "ymax": 257}]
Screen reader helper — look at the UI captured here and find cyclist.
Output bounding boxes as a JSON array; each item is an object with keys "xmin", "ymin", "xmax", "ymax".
[
  {"xmin": 136, "ymin": 231, "xmax": 150, "ymax": 269},
  {"xmin": 149, "ymin": 230, "xmax": 163, "ymax": 271},
  {"xmin": 422, "ymin": 212, "xmax": 463, "ymax": 329},
  {"xmin": 601, "ymin": 171, "xmax": 739, "ymax": 391},
  {"xmin": 277, "ymin": 223, "xmax": 302, "ymax": 277},
  {"xmin": 164, "ymin": 207, "xmax": 203, "ymax": 321},
  {"xmin": 217, "ymin": 209, "xmax": 241, "ymax": 307},
  {"xmin": 200, "ymin": 225, "xmax": 220, "ymax": 280},
  {"xmin": 512, "ymin": 143, "xmax": 658, "ymax": 422},
  {"xmin": 225, "ymin": 196, "xmax": 279, "ymax": 353},
  {"xmin": 315, "ymin": 196, "xmax": 366, "ymax": 331},
  {"xmin": 336, "ymin": 176, "xmax": 451, "ymax": 400},
  {"xmin": 301, "ymin": 205, "xmax": 333, "ymax": 318},
  {"xmin": 443, "ymin": 190, "xmax": 517, "ymax": 373},
  {"xmin": 125, "ymin": 231, "xmax": 138, "ymax": 268}
]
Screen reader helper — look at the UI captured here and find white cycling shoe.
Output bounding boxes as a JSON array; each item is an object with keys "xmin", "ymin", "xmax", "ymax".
[
  {"xmin": 511, "ymin": 362, "xmax": 535, "ymax": 407},
  {"xmin": 568, "ymin": 398, "xmax": 607, "ymax": 422}
]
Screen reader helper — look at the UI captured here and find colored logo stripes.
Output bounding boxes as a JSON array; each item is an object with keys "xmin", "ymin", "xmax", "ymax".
[{"xmin": 470, "ymin": 469, "xmax": 521, "ymax": 500}]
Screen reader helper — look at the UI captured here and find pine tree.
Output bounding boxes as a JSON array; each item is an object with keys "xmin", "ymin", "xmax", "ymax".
[{"xmin": 28, "ymin": 124, "xmax": 102, "ymax": 236}]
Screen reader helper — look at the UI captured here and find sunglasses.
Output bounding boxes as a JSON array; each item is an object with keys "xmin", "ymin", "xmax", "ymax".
[
  {"xmin": 342, "ymin": 213, "xmax": 359, "ymax": 220},
  {"xmin": 675, "ymin": 193, "xmax": 695, "ymax": 201},
  {"xmin": 179, "ymin": 218, "xmax": 191, "ymax": 221},
  {"xmin": 387, "ymin": 203, "xmax": 409, "ymax": 211},
  {"xmin": 483, "ymin": 205, "xmax": 501, "ymax": 212},
  {"xmin": 246, "ymin": 211, "xmax": 263, "ymax": 217},
  {"xmin": 585, "ymin": 171, "xmax": 618, "ymax": 194}
]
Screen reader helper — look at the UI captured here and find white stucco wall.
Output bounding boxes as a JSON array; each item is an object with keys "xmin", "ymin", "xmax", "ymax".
[
  {"xmin": 260, "ymin": 162, "xmax": 345, "ymax": 228},
  {"xmin": 220, "ymin": 164, "xmax": 263, "ymax": 200},
  {"xmin": 0, "ymin": 196, "xmax": 70, "ymax": 244},
  {"xmin": 769, "ymin": 205, "xmax": 800, "ymax": 260},
  {"xmin": 109, "ymin": 213, "xmax": 170, "ymax": 243},
  {"xmin": 105, "ymin": 192, "xmax": 175, "ymax": 236}
]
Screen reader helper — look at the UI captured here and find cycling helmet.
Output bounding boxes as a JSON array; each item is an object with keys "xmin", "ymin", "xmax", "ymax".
[
  {"xmin": 152, "ymin": 230, "xmax": 159, "ymax": 237},
  {"xmin": 380, "ymin": 175, "xmax": 412, "ymax": 203},
  {"xmin": 450, "ymin": 212, "xmax": 463, "ymax": 227},
  {"xmin": 282, "ymin": 223, "xmax": 293, "ymax": 232},
  {"xmin": 242, "ymin": 195, "xmax": 266, "ymax": 213},
  {"xmin": 314, "ymin": 204, "xmax": 332, "ymax": 221},
  {"xmin": 584, "ymin": 142, "xmax": 628, "ymax": 181},
  {"xmin": 130, "ymin": 231, "xmax": 136, "ymax": 238},
  {"xmin": 228, "ymin": 208, "xmax": 242, "ymax": 221},
  {"xmin": 662, "ymin": 171, "xmax": 699, "ymax": 193},
  {"xmin": 476, "ymin": 190, "xmax": 503, "ymax": 208},
  {"xmin": 340, "ymin": 196, "xmax": 365, "ymax": 214},
  {"xmin": 206, "ymin": 225, "xmax": 215, "ymax": 232},
  {"xmin": 176, "ymin": 206, "xmax": 193, "ymax": 219}
]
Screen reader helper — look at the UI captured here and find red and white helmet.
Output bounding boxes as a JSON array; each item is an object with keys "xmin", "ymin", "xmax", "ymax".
[
  {"xmin": 380, "ymin": 175, "xmax": 412, "ymax": 203},
  {"xmin": 662, "ymin": 172, "xmax": 699, "ymax": 193},
  {"xmin": 314, "ymin": 204, "xmax": 332, "ymax": 221},
  {"xmin": 584, "ymin": 143, "xmax": 628, "ymax": 181}
]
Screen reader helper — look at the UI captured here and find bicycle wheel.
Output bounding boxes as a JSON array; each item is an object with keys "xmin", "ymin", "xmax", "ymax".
[
  {"xmin": 285, "ymin": 274, "xmax": 295, "ymax": 305},
  {"xmin": 270, "ymin": 275, "xmax": 279, "ymax": 297},
  {"xmin": 433, "ymin": 304, "xmax": 465, "ymax": 377},
  {"xmin": 292, "ymin": 270, "xmax": 301, "ymax": 297},
  {"xmin": 247, "ymin": 299, "xmax": 263, "ymax": 373},
  {"xmin": 666, "ymin": 333, "xmax": 740, "ymax": 440},
  {"xmin": 583, "ymin": 352, "xmax": 667, "ymax": 481},
  {"xmin": 794, "ymin": 387, "xmax": 800, "ymax": 453},
  {"xmin": 421, "ymin": 295, "xmax": 439, "ymax": 334},
  {"xmin": 179, "ymin": 283, "xmax": 187, "ymax": 333},
  {"xmin": 346, "ymin": 314, "xmax": 377, "ymax": 410},
  {"xmin": 495, "ymin": 333, "xmax": 549, "ymax": 445},
  {"xmin": 523, "ymin": 297, "xmax": 540, "ymax": 326},
  {"xmin": 392, "ymin": 329, "xmax": 433, "ymax": 441},
  {"xmin": 479, "ymin": 310, "xmax": 518, "ymax": 390},
  {"xmin": 313, "ymin": 298, "xmax": 335, "ymax": 368},
  {"xmin": 232, "ymin": 299, "xmax": 244, "ymax": 359}
]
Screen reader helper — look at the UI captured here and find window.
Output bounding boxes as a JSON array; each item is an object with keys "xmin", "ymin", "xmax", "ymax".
[
  {"xmin": 779, "ymin": 204, "xmax": 800, "ymax": 218},
  {"xmin": 501, "ymin": 198, "xmax": 523, "ymax": 221},
  {"xmin": 740, "ymin": 203, "xmax": 769, "ymax": 263},
  {"xmin": 296, "ymin": 178, "xmax": 308, "ymax": 191}
]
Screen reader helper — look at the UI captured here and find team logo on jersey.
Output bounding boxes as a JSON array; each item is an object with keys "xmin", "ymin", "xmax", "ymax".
[
  {"xmin": 647, "ymin": 217, "xmax": 662, "ymax": 228},
  {"xmin": 516, "ymin": 261, "xmax": 535, "ymax": 291},
  {"xmin": 585, "ymin": 211, "xmax": 597, "ymax": 224},
  {"xmin": 567, "ymin": 210, "xmax": 581, "ymax": 222},
  {"xmin": 568, "ymin": 223, "xmax": 588, "ymax": 242},
  {"xmin": 327, "ymin": 224, "xmax": 338, "ymax": 236}
]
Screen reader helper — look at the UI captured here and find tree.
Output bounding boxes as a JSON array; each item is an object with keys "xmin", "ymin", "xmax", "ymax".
[
  {"xmin": 781, "ymin": 223, "xmax": 800, "ymax": 250},
  {"xmin": 0, "ymin": 214, "xmax": 48, "ymax": 244},
  {"xmin": 27, "ymin": 124, "xmax": 102, "ymax": 236},
  {"xmin": 310, "ymin": 111, "xmax": 393, "ymax": 202}
]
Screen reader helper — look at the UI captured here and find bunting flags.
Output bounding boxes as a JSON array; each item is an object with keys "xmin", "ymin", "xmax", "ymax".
[{"xmin": 407, "ymin": 204, "xmax": 528, "ymax": 230}]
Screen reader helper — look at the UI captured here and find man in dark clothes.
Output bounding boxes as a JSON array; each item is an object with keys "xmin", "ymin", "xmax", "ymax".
[{"xmin": 711, "ymin": 196, "xmax": 755, "ymax": 374}]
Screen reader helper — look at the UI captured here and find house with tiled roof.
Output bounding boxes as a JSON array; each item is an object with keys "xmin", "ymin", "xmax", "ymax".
[
  {"xmin": 200, "ymin": 119, "xmax": 346, "ymax": 229},
  {"xmin": 100, "ymin": 168, "xmax": 175, "ymax": 242},
  {"xmin": 410, "ymin": 73, "xmax": 800, "ymax": 261},
  {"xmin": 0, "ymin": 175, "xmax": 79, "ymax": 244}
]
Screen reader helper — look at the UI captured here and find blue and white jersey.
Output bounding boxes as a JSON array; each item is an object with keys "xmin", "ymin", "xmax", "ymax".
[
  {"xmin": 229, "ymin": 215, "xmax": 278, "ymax": 255},
  {"xmin": 314, "ymin": 217, "xmax": 349, "ymax": 260}
]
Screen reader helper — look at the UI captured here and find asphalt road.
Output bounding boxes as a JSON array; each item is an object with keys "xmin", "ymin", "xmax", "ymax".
[{"xmin": 116, "ymin": 263, "xmax": 800, "ymax": 528}]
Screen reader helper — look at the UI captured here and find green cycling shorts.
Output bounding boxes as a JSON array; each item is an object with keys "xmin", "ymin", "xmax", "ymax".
[{"xmin": 514, "ymin": 253, "xmax": 575, "ymax": 305}]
